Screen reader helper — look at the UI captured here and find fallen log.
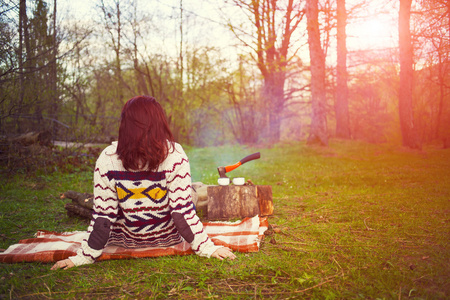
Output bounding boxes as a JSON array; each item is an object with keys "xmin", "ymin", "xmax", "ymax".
[
  {"xmin": 61, "ymin": 190, "xmax": 94, "ymax": 209},
  {"xmin": 61, "ymin": 190, "xmax": 94, "ymax": 219},
  {"xmin": 65, "ymin": 202, "xmax": 93, "ymax": 219},
  {"xmin": 10, "ymin": 131, "xmax": 52, "ymax": 147}
]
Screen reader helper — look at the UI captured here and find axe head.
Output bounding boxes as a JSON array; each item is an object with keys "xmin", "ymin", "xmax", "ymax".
[
  {"xmin": 217, "ymin": 166, "xmax": 227, "ymax": 178},
  {"xmin": 216, "ymin": 152, "xmax": 260, "ymax": 179}
]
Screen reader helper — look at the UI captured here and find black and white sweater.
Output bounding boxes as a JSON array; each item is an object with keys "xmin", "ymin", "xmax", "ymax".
[{"xmin": 69, "ymin": 142, "xmax": 221, "ymax": 266}]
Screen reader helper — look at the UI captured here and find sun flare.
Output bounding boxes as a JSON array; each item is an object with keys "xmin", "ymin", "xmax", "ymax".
[{"xmin": 347, "ymin": 13, "xmax": 398, "ymax": 50}]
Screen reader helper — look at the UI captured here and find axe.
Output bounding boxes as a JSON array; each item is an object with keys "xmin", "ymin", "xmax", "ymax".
[{"xmin": 217, "ymin": 152, "xmax": 261, "ymax": 181}]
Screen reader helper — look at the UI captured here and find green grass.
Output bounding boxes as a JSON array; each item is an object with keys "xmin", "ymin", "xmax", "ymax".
[{"xmin": 1, "ymin": 140, "xmax": 449, "ymax": 299}]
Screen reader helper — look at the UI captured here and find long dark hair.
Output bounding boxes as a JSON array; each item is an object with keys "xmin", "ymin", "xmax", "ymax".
[{"xmin": 116, "ymin": 96, "xmax": 174, "ymax": 171}]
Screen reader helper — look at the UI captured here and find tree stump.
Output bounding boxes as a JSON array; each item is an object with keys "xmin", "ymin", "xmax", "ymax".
[{"xmin": 206, "ymin": 185, "xmax": 273, "ymax": 220}]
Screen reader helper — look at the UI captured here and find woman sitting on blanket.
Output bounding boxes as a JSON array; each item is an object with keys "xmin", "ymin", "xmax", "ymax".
[{"xmin": 52, "ymin": 96, "xmax": 236, "ymax": 270}]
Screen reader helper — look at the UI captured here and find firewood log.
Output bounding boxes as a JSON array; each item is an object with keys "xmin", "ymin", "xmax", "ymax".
[
  {"xmin": 61, "ymin": 190, "xmax": 94, "ymax": 209},
  {"xmin": 64, "ymin": 202, "xmax": 93, "ymax": 219}
]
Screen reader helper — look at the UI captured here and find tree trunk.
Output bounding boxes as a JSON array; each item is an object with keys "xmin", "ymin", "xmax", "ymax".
[
  {"xmin": 18, "ymin": 0, "xmax": 30, "ymax": 129},
  {"xmin": 134, "ymin": 59, "xmax": 149, "ymax": 95},
  {"xmin": 115, "ymin": 0, "xmax": 123, "ymax": 106},
  {"xmin": 436, "ymin": 53, "xmax": 444, "ymax": 140},
  {"xmin": 335, "ymin": 0, "xmax": 350, "ymax": 139},
  {"xmin": 18, "ymin": 0, "xmax": 25, "ymax": 111},
  {"xmin": 179, "ymin": 0, "xmax": 183, "ymax": 90},
  {"xmin": 50, "ymin": 0, "xmax": 58, "ymax": 137},
  {"xmin": 446, "ymin": 0, "xmax": 450, "ymax": 148},
  {"xmin": 306, "ymin": 0, "xmax": 328, "ymax": 146},
  {"xmin": 398, "ymin": 0, "xmax": 421, "ymax": 149},
  {"xmin": 264, "ymin": 73, "xmax": 285, "ymax": 143}
]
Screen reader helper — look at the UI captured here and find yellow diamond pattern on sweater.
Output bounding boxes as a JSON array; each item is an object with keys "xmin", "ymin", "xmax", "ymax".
[{"xmin": 116, "ymin": 186, "xmax": 167, "ymax": 201}]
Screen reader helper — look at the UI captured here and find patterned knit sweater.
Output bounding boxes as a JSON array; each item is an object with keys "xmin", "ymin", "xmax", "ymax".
[{"xmin": 69, "ymin": 142, "xmax": 221, "ymax": 266}]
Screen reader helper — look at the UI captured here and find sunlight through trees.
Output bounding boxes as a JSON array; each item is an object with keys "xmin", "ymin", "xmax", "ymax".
[{"xmin": 0, "ymin": 0, "xmax": 448, "ymax": 148}]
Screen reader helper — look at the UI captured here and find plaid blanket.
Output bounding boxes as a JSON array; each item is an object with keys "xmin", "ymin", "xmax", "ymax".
[{"xmin": 0, "ymin": 216, "xmax": 268, "ymax": 263}]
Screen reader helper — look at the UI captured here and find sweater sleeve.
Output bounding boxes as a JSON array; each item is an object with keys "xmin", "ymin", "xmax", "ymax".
[
  {"xmin": 68, "ymin": 151, "xmax": 119, "ymax": 266},
  {"xmin": 166, "ymin": 145, "xmax": 222, "ymax": 258}
]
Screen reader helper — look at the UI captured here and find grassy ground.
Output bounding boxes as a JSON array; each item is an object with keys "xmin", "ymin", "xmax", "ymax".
[{"xmin": 0, "ymin": 140, "xmax": 449, "ymax": 299}]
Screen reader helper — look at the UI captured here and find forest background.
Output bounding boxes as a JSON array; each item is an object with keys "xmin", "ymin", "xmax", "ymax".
[{"xmin": 0, "ymin": 0, "xmax": 449, "ymax": 149}]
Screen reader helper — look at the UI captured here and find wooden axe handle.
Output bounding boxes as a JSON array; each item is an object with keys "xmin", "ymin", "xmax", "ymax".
[{"xmin": 224, "ymin": 152, "xmax": 260, "ymax": 173}]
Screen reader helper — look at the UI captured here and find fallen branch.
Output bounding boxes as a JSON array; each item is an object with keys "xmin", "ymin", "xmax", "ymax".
[
  {"xmin": 216, "ymin": 278, "xmax": 335, "ymax": 296},
  {"xmin": 291, "ymin": 278, "xmax": 334, "ymax": 294}
]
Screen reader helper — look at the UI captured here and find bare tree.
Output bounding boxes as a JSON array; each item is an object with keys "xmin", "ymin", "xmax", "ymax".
[
  {"xmin": 122, "ymin": 0, "xmax": 150, "ymax": 96},
  {"xmin": 306, "ymin": 0, "xmax": 328, "ymax": 146},
  {"xmin": 398, "ymin": 0, "xmax": 421, "ymax": 149},
  {"xmin": 61, "ymin": 20, "xmax": 93, "ymax": 126},
  {"xmin": 99, "ymin": 0, "xmax": 125, "ymax": 105},
  {"xmin": 225, "ymin": 0, "xmax": 304, "ymax": 143},
  {"xmin": 223, "ymin": 55, "xmax": 263, "ymax": 144}
]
